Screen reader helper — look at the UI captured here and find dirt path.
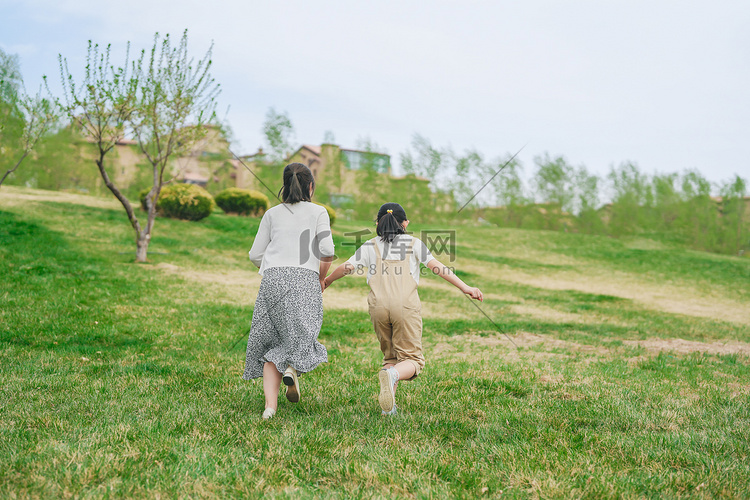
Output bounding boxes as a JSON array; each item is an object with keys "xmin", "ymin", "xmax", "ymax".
[
  {"xmin": 0, "ymin": 186, "xmax": 121, "ymax": 210},
  {"xmin": 460, "ymin": 260, "xmax": 750, "ymax": 325}
]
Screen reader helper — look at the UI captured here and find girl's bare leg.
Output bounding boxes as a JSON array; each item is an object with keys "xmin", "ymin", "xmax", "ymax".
[
  {"xmin": 383, "ymin": 361, "xmax": 417, "ymax": 393},
  {"xmin": 263, "ymin": 362, "xmax": 283, "ymax": 410}
]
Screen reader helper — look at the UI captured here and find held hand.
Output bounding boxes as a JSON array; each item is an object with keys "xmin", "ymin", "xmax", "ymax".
[
  {"xmin": 320, "ymin": 278, "xmax": 328, "ymax": 292},
  {"xmin": 464, "ymin": 286, "xmax": 483, "ymax": 301}
]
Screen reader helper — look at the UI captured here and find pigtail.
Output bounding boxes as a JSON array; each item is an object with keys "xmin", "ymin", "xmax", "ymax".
[{"xmin": 376, "ymin": 203, "xmax": 408, "ymax": 243}]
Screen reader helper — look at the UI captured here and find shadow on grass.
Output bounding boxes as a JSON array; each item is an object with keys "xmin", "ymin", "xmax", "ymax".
[{"xmin": 0, "ymin": 210, "xmax": 157, "ymax": 353}]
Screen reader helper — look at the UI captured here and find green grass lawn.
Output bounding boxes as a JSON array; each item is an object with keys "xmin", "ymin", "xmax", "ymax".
[{"xmin": 1, "ymin": 188, "xmax": 749, "ymax": 498}]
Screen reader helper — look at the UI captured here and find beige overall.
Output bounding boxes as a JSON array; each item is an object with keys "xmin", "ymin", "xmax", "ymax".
[{"xmin": 367, "ymin": 238, "xmax": 425, "ymax": 379}]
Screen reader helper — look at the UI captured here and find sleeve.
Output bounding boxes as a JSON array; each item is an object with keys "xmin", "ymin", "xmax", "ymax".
[
  {"xmin": 346, "ymin": 240, "xmax": 373, "ymax": 271},
  {"xmin": 315, "ymin": 209, "xmax": 335, "ymax": 258},
  {"xmin": 248, "ymin": 212, "xmax": 272, "ymax": 267},
  {"xmin": 413, "ymin": 238, "xmax": 435, "ymax": 265}
]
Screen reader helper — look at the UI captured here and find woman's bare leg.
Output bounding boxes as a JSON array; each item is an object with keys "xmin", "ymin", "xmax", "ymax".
[{"xmin": 263, "ymin": 362, "xmax": 283, "ymax": 410}]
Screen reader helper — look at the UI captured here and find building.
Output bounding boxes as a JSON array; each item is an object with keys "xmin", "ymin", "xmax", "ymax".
[{"xmin": 289, "ymin": 143, "xmax": 391, "ymax": 181}]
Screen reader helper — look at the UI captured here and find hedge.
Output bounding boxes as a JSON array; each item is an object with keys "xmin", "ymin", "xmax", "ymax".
[{"xmin": 215, "ymin": 188, "xmax": 269, "ymax": 216}]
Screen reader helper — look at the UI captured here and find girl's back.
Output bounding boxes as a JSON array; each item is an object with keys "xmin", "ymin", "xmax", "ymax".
[{"xmin": 347, "ymin": 233, "xmax": 434, "ymax": 285}]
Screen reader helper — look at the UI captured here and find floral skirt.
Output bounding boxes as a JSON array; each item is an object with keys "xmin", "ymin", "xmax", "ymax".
[{"xmin": 242, "ymin": 267, "xmax": 327, "ymax": 379}]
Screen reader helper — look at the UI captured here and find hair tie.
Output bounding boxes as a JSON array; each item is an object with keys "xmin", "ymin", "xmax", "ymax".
[{"xmin": 387, "ymin": 209, "xmax": 393, "ymax": 214}]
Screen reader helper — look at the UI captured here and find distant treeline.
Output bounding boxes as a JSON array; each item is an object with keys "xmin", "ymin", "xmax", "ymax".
[
  {"xmin": 401, "ymin": 135, "xmax": 748, "ymax": 256},
  {"xmin": 3, "ymin": 67, "xmax": 747, "ymax": 257}
]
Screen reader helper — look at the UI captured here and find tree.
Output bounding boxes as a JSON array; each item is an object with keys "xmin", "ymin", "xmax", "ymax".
[
  {"xmin": 0, "ymin": 88, "xmax": 59, "ymax": 187},
  {"xmin": 262, "ymin": 107, "xmax": 295, "ymax": 163},
  {"xmin": 0, "ymin": 49, "xmax": 22, "ymax": 100},
  {"xmin": 56, "ymin": 40, "xmax": 140, "ymax": 246},
  {"xmin": 0, "ymin": 49, "xmax": 59, "ymax": 187},
  {"xmin": 677, "ymin": 169, "xmax": 718, "ymax": 250},
  {"xmin": 488, "ymin": 156, "xmax": 527, "ymax": 227},
  {"xmin": 532, "ymin": 153, "xmax": 575, "ymax": 212},
  {"xmin": 129, "ymin": 31, "xmax": 220, "ymax": 261},
  {"xmin": 0, "ymin": 49, "xmax": 25, "ymax": 182},
  {"xmin": 56, "ymin": 32, "xmax": 219, "ymax": 262},
  {"xmin": 451, "ymin": 149, "xmax": 488, "ymax": 209},
  {"xmin": 322, "ymin": 130, "xmax": 336, "ymax": 144},
  {"xmin": 718, "ymin": 175, "xmax": 748, "ymax": 255},
  {"xmin": 400, "ymin": 133, "xmax": 448, "ymax": 184},
  {"xmin": 607, "ymin": 161, "xmax": 650, "ymax": 235},
  {"xmin": 352, "ymin": 137, "xmax": 390, "ymax": 218},
  {"xmin": 573, "ymin": 166, "xmax": 603, "ymax": 233},
  {"xmin": 651, "ymin": 173, "xmax": 681, "ymax": 230}
]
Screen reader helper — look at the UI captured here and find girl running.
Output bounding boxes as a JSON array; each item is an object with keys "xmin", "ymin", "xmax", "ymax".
[
  {"xmin": 323, "ymin": 202, "xmax": 482, "ymax": 415},
  {"xmin": 243, "ymin": 163, "xmax": 335, "ymax": 420}
]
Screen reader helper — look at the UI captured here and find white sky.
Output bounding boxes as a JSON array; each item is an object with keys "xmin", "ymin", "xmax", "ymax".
[{"xmin": 2, "ymin": 0, "xmax": 749, "ymax": 187}]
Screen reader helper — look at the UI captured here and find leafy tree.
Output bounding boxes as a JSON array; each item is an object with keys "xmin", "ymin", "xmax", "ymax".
[
  {"xmin": 0, "ymin": 49, "xmax": 59, "ymax": 187},
  {"xmin": 353, "ymin": 137, "xmax": 390, "ymax": 219},
  {"xmin": 262, "ymin": 107, "xmax": 295, "ymax": 163},
  {"xmin": 718, "ymin": 175, "xmax": 748, "ymax": 255},
  {"xmin": 651, "ymin": 173, "xmax": 681, "ymax": 230},
  {"xmin": 452, "ymin": 149, "xmax": 487, "ymax": 209},
  {"xmin": 55, "ymin": 32, "xmax": 219, "ymax": 262},
  {"xmin": 0, "ymin": 89, "xmax": 59, "ymax": 187},
  {"xmin": 129, "ymin": 31, "xmax": 220, "ymax": 261},
  {"xmin": 400, "ymin": 133, "xmax": 448, "ymax": 185},
  {"xmin": 607, "ymin": 161, "xmax": 650, "ymax": 235},
  {"xmin": 532, "ymin": 153, "xmax": 576, "ymax": 212},
  {"xmin": 482, "ymin": 155, "xmax": 527, "ymax": 226},
  {"xmin": 677, "ymin": 169, "xmax": 718, "ymax": 250},
  {"xmin": 322, "ymin": 130, "xmax": 336, "ymax": 144},
  {"xmin": 0, "ymin": 49, "xmax": 22, "ymax": 99},
  {"xmin": 491, "ymin": 156, "xmax": 525, "ymax": 204},
  {"xmin": 574, "ymin": 166, "xmax": 604, "ymax": 233},
  {"xmin": 56, "ymin": 40, "xmax": 140, "ymax": 249},
  {"xmin": 0, "ymin": 49, "xmax": 25, "ymax": 181}
]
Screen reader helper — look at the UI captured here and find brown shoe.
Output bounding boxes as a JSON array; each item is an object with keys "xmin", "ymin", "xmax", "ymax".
[{"xmin": 283, "ymin": 366, "xmax": 300, "ymax": 403}]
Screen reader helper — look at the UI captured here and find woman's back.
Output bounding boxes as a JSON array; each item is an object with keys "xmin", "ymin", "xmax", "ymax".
[{"xmin": 249, "ymin": 201, "xmax": 334, "ymax": 275}]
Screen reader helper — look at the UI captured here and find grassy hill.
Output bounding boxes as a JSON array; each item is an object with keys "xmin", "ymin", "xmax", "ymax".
[{"xmin": 1, "ymin": 186, "xmax": 749, "ymax": 498}]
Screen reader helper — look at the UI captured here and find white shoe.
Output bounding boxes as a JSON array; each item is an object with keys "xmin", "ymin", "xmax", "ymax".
[
  {"xmin": 283, "ymin": 366, "xmax": 300, "ymax": 403},
  {"xmin": 378, "ymin": 368, "xmax": 397, "ymax": 412},
  {"xmin": 381, "ymin": 405, "xmax": 398, "ymax": 416},
  {"xmin": 262, "ymin": 408, "xmax": 276, "ymax": 420}
]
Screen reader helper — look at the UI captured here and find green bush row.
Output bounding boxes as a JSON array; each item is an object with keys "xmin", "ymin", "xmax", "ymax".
[
  {"xmin": 140, "ymin": 184, "xmax": 215, "ymax": 221},
  {"xmin": 214, "ymin": 188, "xmax": 269, "ymax": 216}
]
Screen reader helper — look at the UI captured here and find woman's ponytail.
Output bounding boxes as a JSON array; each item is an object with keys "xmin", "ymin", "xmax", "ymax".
[{"xmin": 279, "ymin": 163, "xmax": 315, "ymax": 204}]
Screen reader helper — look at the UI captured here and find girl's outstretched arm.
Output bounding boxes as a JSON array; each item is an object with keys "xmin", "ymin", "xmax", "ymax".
[
  {"xmin": 319, "ymin": 256, "xmax": 335, "ymax": 291},
  {"xmin": 322, "ymin": 262, "xmax": 355, "ymax": 291},
  {"xmin": 426, "ymin": 258, "xmax": 483, "ymax": 301}
]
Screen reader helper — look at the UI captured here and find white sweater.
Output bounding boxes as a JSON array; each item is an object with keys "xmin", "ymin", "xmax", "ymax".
[{"xmin": 248, "ymin": 202, "xmax": 335, "ymax": 276}]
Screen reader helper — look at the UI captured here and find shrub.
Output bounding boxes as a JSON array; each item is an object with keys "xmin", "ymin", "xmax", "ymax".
[
  {"xmin": 215, "ymin": 188, "xmax": 269, "ymax": 216},
  {"xmin": 157, "ymin": 183, "xmax": 214, "ymax": 221},
  {"xmin": 315, "ymin": 202, "xmax": 337, "ymax": 226}
]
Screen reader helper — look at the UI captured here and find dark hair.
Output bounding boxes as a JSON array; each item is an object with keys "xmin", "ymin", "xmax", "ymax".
[
  {"xmin": 278, "ymin": 163, "xmax": 315, "ymax": 204},
  {"xmin": 376, "ymin": 202, "xmax": 408, "ymax": 243}
]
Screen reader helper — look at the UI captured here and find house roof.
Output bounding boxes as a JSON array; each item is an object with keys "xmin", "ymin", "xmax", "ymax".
[
  {"xmin": 340, "ymin": 147, "xmax": 389, "ymax": 157},
  {"xmin": 290, "ymin": 144, "xmax": 391, "ymax": 159},
  {"xmin": 390, "ymin": 174, "xmax": 430, "ymax": 183},
  {"xmin": 182, "ymin": 172, "xmax": 209, "ymax": 182},
  {"xmin": 301, "ymin": 144, "xmax": 322, "ymax": 156}
]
